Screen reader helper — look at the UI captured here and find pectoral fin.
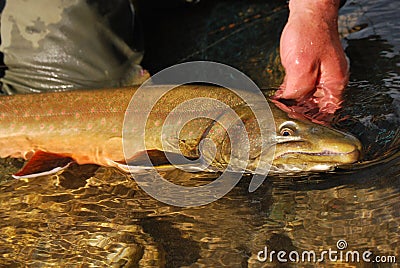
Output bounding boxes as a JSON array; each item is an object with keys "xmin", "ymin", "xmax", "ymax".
[
  {"xmin": 13, "ymin": 150, "xmax": 74, "ymax": 179},
  {"xmin": 128, "ymin": 149, "xmax": 199, "ymax": 165},
  {"xmin": 111, "ymin": 149, "xmax": 202, "ymax": 173}
]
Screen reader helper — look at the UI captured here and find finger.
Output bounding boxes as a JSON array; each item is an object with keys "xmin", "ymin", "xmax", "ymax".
[
  {"xmin": 280, "ymin": 58, "xmax": 320, "ymax": 99},
  {"xmin": 273, "ymin": 83, "xmax": 286, "ymax": 99},
  {"xmin": 319, "ymin": 47, "xmax": 349, "ymax": 91},
  {"xmin": 316, "ymin": 54, "xmax": 349, "ymax": 113},
  {"xmin": 282, "ymin": 40, "xmax": 320, "ymax": 99},
  {"xmin": 278, "ymin": 26, "xmax": 320, "ymax": 100}
]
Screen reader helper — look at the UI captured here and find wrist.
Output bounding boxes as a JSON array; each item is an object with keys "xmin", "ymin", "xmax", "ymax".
[
  {"xmin": 288, "ymin": 0, "xmax": 340, "ymax": 28},
  {"xmin": 289, "ymin": 0, "xmax": 341, "ymax": 11}
]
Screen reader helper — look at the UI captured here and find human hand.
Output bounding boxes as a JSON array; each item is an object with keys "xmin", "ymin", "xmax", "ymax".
[{"xmin": 274, "ymin": 0, "xmax": 349, "ymax": 121}]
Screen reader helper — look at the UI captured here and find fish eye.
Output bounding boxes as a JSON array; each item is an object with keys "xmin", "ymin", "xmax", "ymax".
[
  {"xmin": 279, "ymin": 121, "xmax": 297, "ymax": 136},
  {"xmin": 280, "ymin": 127, "xmax": 295, "ymax": 136}
]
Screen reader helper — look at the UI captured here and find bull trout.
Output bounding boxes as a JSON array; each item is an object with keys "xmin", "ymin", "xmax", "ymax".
[{"xmin": 0, "ymin": 85, "xmax": 361, "ymax": 178}]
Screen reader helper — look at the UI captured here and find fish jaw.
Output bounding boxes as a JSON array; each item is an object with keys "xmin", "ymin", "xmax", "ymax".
[
  {"xmin": 272, "ymin": 147, "xmax": 361, "ymax": 172},
  {"xmin": 225, "ymin": 136, "xmax": 361, "ymax": 174},
  {"xmin": 270, "ymin": 107, "xmax": 362, "ymax": 172}
]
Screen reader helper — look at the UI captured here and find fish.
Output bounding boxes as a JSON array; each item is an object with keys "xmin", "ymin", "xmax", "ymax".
[{"xmin": 0, "ymin": 85, "xmax": 362, "ymax": 178}]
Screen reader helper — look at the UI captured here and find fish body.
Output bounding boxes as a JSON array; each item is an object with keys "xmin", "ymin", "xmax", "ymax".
[{"xmin": 0, "ymin": 85, "xmax": 361, "ymax": 177}]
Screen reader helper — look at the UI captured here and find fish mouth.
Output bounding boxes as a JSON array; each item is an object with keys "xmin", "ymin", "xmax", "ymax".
[
  {"xmin": 270, "ymin": 149, "xmax": 361, "ymax": 172},
  {"xmin": 275, "ymin": 149, "xmax": 361, "ymax": 163}
]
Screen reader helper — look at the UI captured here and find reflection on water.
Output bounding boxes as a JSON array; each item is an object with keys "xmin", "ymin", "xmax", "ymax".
[
  {"xmin": 0, "ymin": 152, "xmax": 399, "ymax": 267},
  {"xmin": 0, "ymin": 0, "xmax": 399, "ymax": 267}
]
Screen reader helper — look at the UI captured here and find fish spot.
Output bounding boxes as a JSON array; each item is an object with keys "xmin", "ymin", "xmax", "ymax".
[
  {"xmin": 101, "ymin": 118, "xmax": 106, "ymax": 126},
  {"xmin": 87, "ymin": 123, "xmax": 93, "ymax": 130},
  {"xmin": 75, "ymin": 112, "xmax": 80, "ymax": 119}
]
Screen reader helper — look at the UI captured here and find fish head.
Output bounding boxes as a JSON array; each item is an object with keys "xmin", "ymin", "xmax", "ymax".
[
  {"xmin": 270, "ymin": 102, "xmax": 362, "ymax": 172},
  {"xmin": 203, "ymin": 101, "xmax": 362, "ymax": 174}
]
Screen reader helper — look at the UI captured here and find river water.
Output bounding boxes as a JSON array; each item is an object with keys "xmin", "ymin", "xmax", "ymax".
[{"xmin": 0, "ymin": 0, "xmax": 399, "ymax": 267}]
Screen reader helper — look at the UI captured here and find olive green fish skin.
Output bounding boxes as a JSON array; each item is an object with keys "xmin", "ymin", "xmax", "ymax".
[
  {"xmin": 0, "ymin": 85, "xmax": 362, "ymax": 174},
  {"xmin": 0, "ymin": 88, "xmax": 130, "ymax": 167}
]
